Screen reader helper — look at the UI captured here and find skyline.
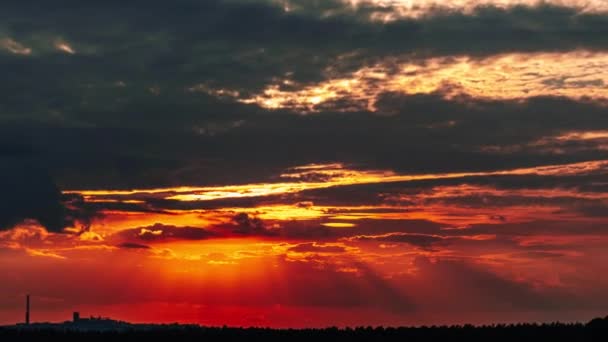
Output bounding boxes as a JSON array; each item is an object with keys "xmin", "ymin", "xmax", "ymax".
[
  {"xmin": 5, "ymin": 294, "xmax": 606, "ymax": 328},
  {"xmin": 2, "ymin": 0, "xmax": 608, "ymax": 328}
]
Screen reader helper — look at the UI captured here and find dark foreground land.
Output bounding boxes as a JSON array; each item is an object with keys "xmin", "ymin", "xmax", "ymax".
[{"xmin": 2, "ymin": 316, "xmax": 608, "ymax": 341}]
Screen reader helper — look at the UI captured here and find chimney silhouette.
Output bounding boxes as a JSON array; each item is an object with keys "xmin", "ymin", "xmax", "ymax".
[{"xmin": 25, "ymin": 295, "xmax": 30, "ymax": 325}]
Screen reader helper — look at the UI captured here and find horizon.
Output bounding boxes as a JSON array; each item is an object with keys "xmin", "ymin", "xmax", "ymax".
[
  {"xmin": 2, "ymin": 0, "xmax": 608, "ymax": 329},
  {"xmin": 3, "ymin": 296, "xmax": 607, "ymax": 328}
]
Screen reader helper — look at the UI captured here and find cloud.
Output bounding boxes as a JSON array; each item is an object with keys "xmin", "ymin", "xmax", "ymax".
[
  {"xmin": 229, "ymin": 213, "xmax": 279, "ymax": 236},
  {"xmin": 3, "ymin": 93, "xmax": 607, "ymax": 191},
  {"xmin": 0, "ymin": 37, "xmax": 31, "ymax": 55},
  {"xmin": 287, "ymin": 242, "xmax": 347, "ymax": 253},
  {"xmin": 348, "ymin": 233, "xmax": 446, "ymax": 248},
  {"xmin": 238, "ymin": 52, "xmax": 608, "ymax": 112},
  {"xmin": 54, "ymin": 40, "xmax": 75, "ymax": 54},
  {"xmin": 112, "ymin": 213, "xmax": 280, "ymax": 245},
  {"xmin": 117, "ymin": 242, "xmax": 151, "ymax": 249},
  {"xmin": 2, "ymin": 2, "xmax": 608, "ymax": 135},
  {"xmin": 113, "ymin": 224, "xmax": 216, "ymax": 243},
  {"xmin": 25, "ymin": 248, "xmax": 66, "ymax": 259},
  {"xmin": 0, "ymin": 161, "xmax": 96, "ymax": 233},
  {"xmin": 280, "ymin": 0, "xmax": 608, "ymax": 19}
]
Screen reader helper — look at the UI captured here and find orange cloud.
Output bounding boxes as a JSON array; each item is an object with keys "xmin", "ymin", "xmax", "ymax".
[
  {"xmin": 70, "ymin": 159, "xmax": 608, "ymax": 205},
  {"xmin": 61, "ymin": 159, "xmax": 608, "ymax": 233},
  {"xmin": 0, "ymin": 38, "xmax": 32, "ymax": 55},
  {"xmin": 340, "ymin": 1, "xmax": 608, "ymax": 20},
  {"xmin": 197, "ymin": 51, "xmax": 608, "ymax": 113},
  {"xmin": 54, "ymin": 40, "xmax": 75, "ymax": 54}
]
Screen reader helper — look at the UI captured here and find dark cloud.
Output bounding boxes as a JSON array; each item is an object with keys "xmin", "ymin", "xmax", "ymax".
[
  {"xmin": 3, "ymin": 4, "xmax": 608, "ymax": 81},
  {"xmin": 112, "ymin": 213, "xmax": 280, "ymax": 244},
  {"xmin": 1, "ymin": 94, "xmax": 607, "ymax": 190},
  {"xmin": 567, "ymin": 202, "xmax": 608, "ymax": 217},
  {"xmin": 0, "ymin": 159, "xmax": 95, "ymax": 232},
  {"xmin": 279, "ymin": 218, "xmax": 449, "ymax": 242},
  {"xmin": 456, "ymin": 220, "xmax": 608, "ymax": 238},
  {"xmin": 280, "ymin": 221, "xmax": 336, "ymax": 240},
  {"xmin": 1, "ymin": 1, "xmax": 608, "ymax": 128},
  {"xmin": 349, "ymin": 233, "xmax": 446, "ymax": 248},
  {"xmin": 288, "ymin": 242, "xmax": 347, "ymax": 254},
  {"xmin": 0, "ymin": 141, "xmax": 37, "ymax": 158},
  {"xmin": 1, "ymin": 2, "xmax": 608, "ymax": 191},
  {"xmin": 114, "ymin": 223, "xmax": 216, "ymax": 243},
  {"xmin": 230, "ymin": 213, "xmax": 275, "ymax": 236},
  {"xmin": 513, "ymin": 251, "xmax": 568, "ymax": 259},
  {"xmin": 117, "ymin": 242, "xmax": 151, "ymax": 249}
]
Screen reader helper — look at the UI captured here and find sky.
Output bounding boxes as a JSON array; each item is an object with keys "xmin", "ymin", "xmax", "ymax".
[{"xmin": 1, "ymin": 0, "xmax": 608, "ymax": 328}]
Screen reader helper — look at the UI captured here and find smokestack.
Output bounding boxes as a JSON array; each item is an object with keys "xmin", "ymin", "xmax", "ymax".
[{"xmin": 25, "ymin": 295, "xmax": 30, "ymax": 325}]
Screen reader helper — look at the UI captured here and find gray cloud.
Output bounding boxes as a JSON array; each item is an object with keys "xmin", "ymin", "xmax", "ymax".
[
  {"xmin": 2, "ymin": 2, "xmax": 608, "ymax": 127},
  {"xmin": 1, "ymin": 94, "xmax": 607, "ymax": 189},
  {"xmin": 2, "ymin": 3, "xmax": 608, "ymax": 191},
  {"xmin": 0, "ymin": 159, "xmax": 96, "ymax": 232},
  {"xmin": 117, "ymin": 242, "xmax": 151, "ymax": 249}
]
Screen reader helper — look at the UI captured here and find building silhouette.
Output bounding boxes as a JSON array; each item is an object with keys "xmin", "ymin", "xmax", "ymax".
[
  {"xmin": 25, "ymin": 295, "xmax": 30, "ymax": 325},
  {"xmin": 14, "ymin": 295, "xmax": 132, "ymax": 331}
]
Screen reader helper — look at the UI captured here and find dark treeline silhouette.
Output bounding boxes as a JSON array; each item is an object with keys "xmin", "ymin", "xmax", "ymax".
[{"xmin": 1, "ymin": 316, "xmax": 607, "ymax": 341}]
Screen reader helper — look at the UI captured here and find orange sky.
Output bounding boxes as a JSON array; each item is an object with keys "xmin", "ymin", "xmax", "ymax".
[{"xmin": 3, "ymin": 160, "xmax": 608, "ymax": 326}]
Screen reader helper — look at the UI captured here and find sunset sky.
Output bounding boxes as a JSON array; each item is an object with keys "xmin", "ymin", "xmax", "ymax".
[{"xmin": 2, "ymin": 0, "xmax": 608, "ymax": 328}]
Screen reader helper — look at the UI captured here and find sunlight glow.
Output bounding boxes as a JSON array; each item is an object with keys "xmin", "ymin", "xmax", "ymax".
[
  {"xmin": 232, "ymin": 51, "xmax": 608, "ymax": 112},
  {"xmin": 344, "ymin": 0, "xmax": 608, "ymax": 19}
]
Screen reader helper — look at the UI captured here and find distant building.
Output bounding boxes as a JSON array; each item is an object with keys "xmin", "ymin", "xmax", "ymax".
[
  {"xmin": 7, "ymin": 297, "xmax": 199, "ymax": 332},
  {"xmin": 13, "ymin": 297, "xmax": 133, "ymax": 331},
  {"xmin": 25, "ymin": 295, "xmax": 30, "ymax": 325}
]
